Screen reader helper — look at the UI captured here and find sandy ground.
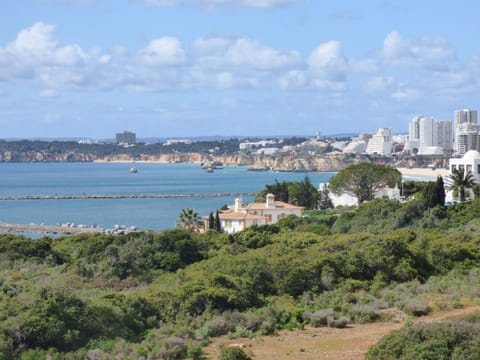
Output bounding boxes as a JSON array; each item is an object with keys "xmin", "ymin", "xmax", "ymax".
[
  {"xmin": 398, "ymin": 167, "xmax": 448, "ymax": 179},
  {"xmin": 205, "ymin": 306, "xmax": 480, "ymax": 360}
]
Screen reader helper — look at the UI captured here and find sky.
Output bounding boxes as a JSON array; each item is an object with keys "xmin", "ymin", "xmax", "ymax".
[{"xmin": 1, "ymin": 0, "xmax": 480, "ymax": 139}]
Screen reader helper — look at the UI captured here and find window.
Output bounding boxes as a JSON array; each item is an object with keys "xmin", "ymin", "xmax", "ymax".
[
  {"xmin": 477, "ymin": 164, "xmax": 480, "ymax": 174},
  {"xmin": 224, "ymin": 220, "xmax": 232, "ymax": 228},
  {"xmin": 459, "ymin": 165, "xmax": 465, "ymax": 171},
  {"xmin": 451, "ymin": 165, "xmax": 457, "ymax": 171},
  {"xmin": 467, "ymin": 165, "xmax": 472, "ymax": 172}
]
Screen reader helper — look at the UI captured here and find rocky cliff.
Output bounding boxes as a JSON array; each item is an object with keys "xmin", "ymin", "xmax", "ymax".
[
  {"xmin": 101, "ymin": 152, "xmax": 374, "ymax": 172},
  {"xmin": 0, "ymin": 150, "xmax": 442, "ymax": 172}
]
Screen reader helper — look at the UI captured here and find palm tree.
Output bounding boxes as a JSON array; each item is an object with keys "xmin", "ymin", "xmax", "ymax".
[
  {"xmin": 448, "ymin": 168, "xmax": 476, "ymax": 202},
  {"xmin": 176, "ymin": 208, "xmax": 200, "ymax": 231}
]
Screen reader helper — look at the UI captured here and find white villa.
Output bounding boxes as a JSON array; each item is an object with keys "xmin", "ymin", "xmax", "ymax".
[
  {"xmin": 449, "ymin": 150, "xmax": 480, "ymax": 183},
  {"xmin": 208, "ymin": 194, "xmax": 304, "ymax": 234},
  {"xmin": 446, "ymin": 150, "xmax": 480, "ymax": 202},
  {"xmin": 320, "ymin": 183, "xmax": 401, "ymax": 207}
]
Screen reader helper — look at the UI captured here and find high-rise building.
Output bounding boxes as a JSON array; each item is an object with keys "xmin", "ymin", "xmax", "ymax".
[
  {"xmin": 116, "ymin": 131, "xmax": 136, "ymax": 145},
  {"xmin": 437, "ymin": 120, "xmax": 453, "ymax": 152},
  {"xmin": 455, "ymin": 109, "xmax": 477, "ymax": 127},
  {"xmin": 418, "ymin": 116, "xmax": 436, "ymax": 151},
  {"xmin": 455, "ymin": 123, "xmax": 480, "ymax": 154},
  {"xmin": 366, "ymin": 128, "xmax": 393, "ymax": 155},
  {"xmin": 407, "ymin": 116, "xmax": 452, "ymax": 155},
  {"xmin": 454, "ymin": 109, "xmax": 479, "ymax": 154}
]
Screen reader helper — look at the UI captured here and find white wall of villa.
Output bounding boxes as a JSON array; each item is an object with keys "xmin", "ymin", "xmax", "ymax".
[
  {"xmin": 213, "ymin": 194, "xmax": 304, "ymax": 233},
  {"xmin": 449, "ymin": 150, "xmax": 480, "ymax": 183},
  {"xmin": 320, "ymin": 183, "xmax": 401, "ymax": 207},
  {"xmin": 446, "ymin": 150, "xmax": 480, "ymax": 202},
  {"xmin": 219, "ymin": 212, "xmax": 267, "ymax": 234}
]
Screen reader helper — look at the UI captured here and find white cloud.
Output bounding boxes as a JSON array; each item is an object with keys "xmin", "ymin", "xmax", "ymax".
[
  {"xmin": 381, "ymin": 31, "xmax": 455, "ymax": 70},
  {"xmin": 278, "ymin": 70, "xmax": 306, "ymax": 89},
  {"xmin": 216, "ymin": 72, "xmax": 234, "ymax": 88},
  {"xmin": 1, "ymin": 22, "xmax": 474, "ymax": 102},
  {"xmin": 391, "ymin": 86, "xmax": 420, "ymax": 101},
  {"xmin": 4, "ymin": 22, "xmax": 87, "ymax": 69},
  {"xmin": 363, "ymin": 76, "xmax": 394, "ymax": 95},
  {"xmin": 138, "ymin": 37, "xmax": 186, "ymax": 66},
  {"xmin": 307, "ymin": 41, "xmax": 348, "ymax": 90},
  {"xmin": 145, "ymin": 0, "xmax": 305, "ymax": 9},
  {"xmin": 193, "ymin": 36, "xmax": 301, "ymax": 72},
  {"xmin": 225, "ymin": 38, "xmax": 301, "ymax": 71}
]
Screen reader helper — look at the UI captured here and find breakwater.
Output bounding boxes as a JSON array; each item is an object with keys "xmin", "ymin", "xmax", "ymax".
[
  {"xmin": 0, "ymin": 192, "xmax": 256, "ymax": 201},
  {"xmin": 0, "ymin": 223, "xmax": 102, "ymax": 235}
]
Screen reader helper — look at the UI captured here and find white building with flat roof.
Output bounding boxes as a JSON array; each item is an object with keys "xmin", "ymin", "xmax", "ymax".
[
  {"xmin": 447, "ymin": 150, "xmax": 480, "ymax": 202},
  {"xmin": 449, "ymin": 150, "xmax": 480, "ymax": 184},
  {"xmin": 454, "ymin": 109, "xmax": 479, "ymax": 155},
  {"xmin": 366, "ymin": 128, "xmax": 393, "ymax": 156},
  {"xmin": 455, "ymin": 109, "xmax": 477, "ymax": 127},
  {"xmin": 408, "ymin": 116, "xmax": 452, "ymax": 155}
]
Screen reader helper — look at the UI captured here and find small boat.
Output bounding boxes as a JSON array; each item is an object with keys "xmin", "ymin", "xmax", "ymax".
[
  {"xmin": 129, "ymin": 167, "xmax": 138, "ymax": 173},
  {"xmin": 206, "ymin": 167, "xmax": 214, "ymax": 173}
]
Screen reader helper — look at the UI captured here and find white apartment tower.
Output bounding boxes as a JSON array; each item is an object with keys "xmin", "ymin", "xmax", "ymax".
[
  {"xmin": 366, "ymin": 128, "xmax": 393, "ymax": 156},
  {"xmin": 437, "ymin": 120, "xmax": 453, "ymax": 152},
  {"xmin": 408, "ymin": 116, "xmax": 452, "ymax": 155},
  {"xmin": 455, "ymin": 109, "xmax": 478, "ymax": 127},
  {"xmin": 454, "ymin": 109, "xmax": 480, "ymax": 154}
]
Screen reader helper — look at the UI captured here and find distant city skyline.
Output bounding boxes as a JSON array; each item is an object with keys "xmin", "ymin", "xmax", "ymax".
[{"xmin": 1, "ymin": 0, "xmax": 480, "ymax": 138}]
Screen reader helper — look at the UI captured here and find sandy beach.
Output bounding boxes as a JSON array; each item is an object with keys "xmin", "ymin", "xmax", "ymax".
[{"xmin": 397, "ymin": 167, "xmax": 448, "ymax": 179}]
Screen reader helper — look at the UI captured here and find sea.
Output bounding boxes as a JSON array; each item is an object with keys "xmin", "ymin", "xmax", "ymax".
[{"xmin": 0, "ymin": 162, "xmax": 335, "ymax": 232}]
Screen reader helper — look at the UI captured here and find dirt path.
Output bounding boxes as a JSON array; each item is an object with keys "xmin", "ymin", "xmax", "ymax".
[{"xmin": 204, "ymin": 306, "xmax": 480, "ymax": 360}]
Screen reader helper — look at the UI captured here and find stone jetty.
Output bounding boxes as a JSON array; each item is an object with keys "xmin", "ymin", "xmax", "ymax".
[{"xmin": 0, "ymin": 192, "xmax": 256, "ymax": 201}]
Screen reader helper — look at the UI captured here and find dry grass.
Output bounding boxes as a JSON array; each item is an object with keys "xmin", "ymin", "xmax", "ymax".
[{"xmin": 204, "ymin": 306, "xmax": 480, "ymax": 360}]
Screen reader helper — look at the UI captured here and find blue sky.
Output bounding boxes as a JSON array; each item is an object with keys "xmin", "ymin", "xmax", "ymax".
[{"xmin": 1, "ymin": 0, "xmax": 479, "ymax": 139}]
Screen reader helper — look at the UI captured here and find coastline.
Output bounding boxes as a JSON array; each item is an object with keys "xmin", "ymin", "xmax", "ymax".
[
  {"xmin": 0, "ymin": 223, "xmax": 103, "ymax": 235},
  {"xmin": 397, "ymin": 167, "xmax": 448, "ymax": 180}
]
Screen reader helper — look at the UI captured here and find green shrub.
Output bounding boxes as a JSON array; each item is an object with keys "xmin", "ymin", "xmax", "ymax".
[
  {"xmin": 327, "ymin": 317, "xmax": 348, "ymax": 329},
  {"xmin": 348, "ymin": 304, "xmax": 380, "ymax": 323},
  {"xmin": 403, "ymin": 298, "xmax": 430, "ymax": 317},
  {"xmin": 219, "ymin": 345, "xmax": 253, "ymax": 360},
  {"xmin": 303, "ymin": 309, "xmax": 334, "ymax": 327},
  {"xmin": 367, "ymin": 313, "xmax": 480, "ymax": 360}
]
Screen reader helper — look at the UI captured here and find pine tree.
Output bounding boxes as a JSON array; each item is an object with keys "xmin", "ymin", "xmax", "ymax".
[
  {"xmin": 318, "ymin": 185, "xmax": 334, "ymax": 210},
  {"xmin": 422, "ymin": 182, "xmax": 438, "ymax": 208},
  {"xmin": 208, "ymin": 212, "xmax": 215, "ymax": 230},
  {"xmin": 214, "ymin": 210, "xmax": 222, "ymax": 232},
  {"xmin": 436, "ymin": 176, "xmax": 445, "ymax": 206}
]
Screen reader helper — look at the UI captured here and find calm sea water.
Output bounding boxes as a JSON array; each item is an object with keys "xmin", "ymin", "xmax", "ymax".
[{"xmin": 0, "ymin": 162, "xmax": 334, "ymax": 231}]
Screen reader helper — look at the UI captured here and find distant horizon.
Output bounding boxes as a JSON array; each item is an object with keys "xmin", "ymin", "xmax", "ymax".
[{"xmin": 1, "ymin": 1, "xmax": 478, "ymax": 138}]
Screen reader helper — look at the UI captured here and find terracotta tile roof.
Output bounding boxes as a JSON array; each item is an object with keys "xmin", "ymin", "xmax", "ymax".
[
  {"xmin": 219, "ymin": 212, "xmax": 267, "ymax": 220},
  {"xmin": 245, "ymin": 201, "xmax": 303, "ymax": 210}
]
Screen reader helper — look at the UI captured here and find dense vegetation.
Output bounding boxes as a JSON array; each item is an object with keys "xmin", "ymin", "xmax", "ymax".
[
  {"xmin": 254, "ymin": 176, "xmax": 318, "ymax": 209},
  {"xmin": 1, "ymin": 189, "xmax": 480, "ymax": 358},
  {"xmin": 367, "ymin": 313, "xmax": 480, "ymax": 359}
]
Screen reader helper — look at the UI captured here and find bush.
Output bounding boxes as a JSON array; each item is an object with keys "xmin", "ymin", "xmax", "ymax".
[
  {"xmin": 403, "ymin": 299, "xmax": 430, "ymax": 317},
  {"xmin": 219, "ymin": 345, "xmax": 252, "ymax": 360},
  {"xmin": 303, "ymin": 309, "xmax": 335, "ymax": 327},
  {"xmin": 327, "ymin": 317, "xmax": 348, "ymax": 329},
  {"xmin": 348, "ymin": 304, "xmax": 380, "ymax": 323},
  {"xmin": 367, "ymin": 313, "xmax": 480, "ymax": 360}
]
